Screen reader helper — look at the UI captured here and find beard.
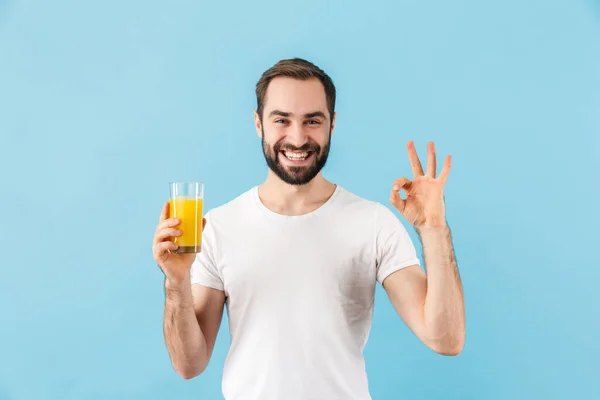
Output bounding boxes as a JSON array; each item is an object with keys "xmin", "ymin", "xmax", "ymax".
[{"xmin": 261, "ymin": 127, "xmax": 331, "ymax": 186}]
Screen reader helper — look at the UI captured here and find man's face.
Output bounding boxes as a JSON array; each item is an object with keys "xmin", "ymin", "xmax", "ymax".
[{"xmin": 255, "ymin": 77, "xmax": 335, "ymax": 186}]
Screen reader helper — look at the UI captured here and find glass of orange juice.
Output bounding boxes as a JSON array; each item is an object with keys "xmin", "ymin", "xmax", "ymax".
[{"xmin": 168, "ymin": 182, "xmax": 204, "ymax": 253}]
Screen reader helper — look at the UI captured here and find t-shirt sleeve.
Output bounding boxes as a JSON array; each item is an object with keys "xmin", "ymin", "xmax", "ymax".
[
  {"xmin": 190, "ymin": 211, "xmax": 224, "ymax": 291},
  {"xmin": 375, "ymin": 203, "xmax": 421, "ymax": 284}
]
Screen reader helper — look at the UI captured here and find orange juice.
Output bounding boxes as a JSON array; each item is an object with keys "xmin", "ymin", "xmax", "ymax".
[{"xmin": 169, "ymin": 197, "xmax": 203, "ymax": 253}]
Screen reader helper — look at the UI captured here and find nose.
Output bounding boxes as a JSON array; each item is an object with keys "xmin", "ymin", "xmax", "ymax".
[{"xmin": 285, "ymin": 123, "xmax": 310, "ymax": 147}]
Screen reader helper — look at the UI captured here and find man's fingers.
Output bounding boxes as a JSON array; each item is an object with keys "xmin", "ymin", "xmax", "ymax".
[
  {"xmin": 390, "ymin": 190, "xmax": 406, "ymax": 213},
  {"xmin": 390, "ymin": 176, "xmax": 412, "ymax": 213},
  {"xmin": 426, "ymin": 141, "xmax": 436, "ymax": 178},
  {"xmin": 154, "ymin": 241, "xmax": 178, "ymax": 257},
  {"xmin": 392, "ymin": 176, "xmax": 412, "ymax": 192},
  {"xmin": 157, "ymin": 218, "xmax": 181, "ymax": 231},
  {"xmin": 160, "ymin": 202, "xmax": 170, "ymax": 223},
  {"xmin": 438, "ymin": 155, "xmax": 452, "ymax": 184},
  {"xmin": 154, "ymin": 228, "xmax": 182, "ymax": 243},
  {"xmin": 407, "ymin": 140, "xmax": 425, "ymax": 177}
]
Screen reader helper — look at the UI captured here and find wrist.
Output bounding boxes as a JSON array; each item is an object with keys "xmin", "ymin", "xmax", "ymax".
[
  {"xmin": 165, "ymin": 275, "xmax": 192, "ymax": 297},
  {"xmin": 416, "ymin": 222, "xmax": 450, "ymax": 235},
  {"xmin": 412, "ymin": 209, "xmax": 446, "ymax": 230}
]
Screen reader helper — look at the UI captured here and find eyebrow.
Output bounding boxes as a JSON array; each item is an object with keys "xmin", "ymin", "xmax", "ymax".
[
  {"xmin": 268, "ymin": 110, "xmax": 327, "ymax": 119},
  {"xmin": 304, "ymin": 111, "xmax": 327, "ymax": 119},
  {"xmin": 269, "ymin": 110, "xmax": 290, "ymax": 118}
]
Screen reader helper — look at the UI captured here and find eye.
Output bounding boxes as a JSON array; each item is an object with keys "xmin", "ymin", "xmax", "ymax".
[
  {"xmin": 275, "ymin": 119, "xmax": 287, "ymax": 124},
  {"xmin": 306, "ymin": 120, "xmax": 320, "ymax": 125}
]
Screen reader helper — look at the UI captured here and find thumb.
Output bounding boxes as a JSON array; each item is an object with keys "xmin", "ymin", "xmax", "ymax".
[
  {"xmin": 390, "ymin": 190, "xmax": 406, "ymax": 213},
  {"xmin": 390, "ymin": 177, "xmax": 411, "ymax": 213},
  {"xmin": 202, "ymin": 218, "xmax": 207, "ymax": 230}
]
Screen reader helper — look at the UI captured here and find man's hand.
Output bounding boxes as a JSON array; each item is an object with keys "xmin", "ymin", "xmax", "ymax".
[
  {"xmin": 390, "ymin": 140, "xmax": 451, "ymax": 228},
  {"xmin": 152, "ymin": 201, "xmax": 206, "ymax": 283}
]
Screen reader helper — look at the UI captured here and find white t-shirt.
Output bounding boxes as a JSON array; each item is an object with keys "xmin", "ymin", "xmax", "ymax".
[{"xmin": 191, "ymin": 185, "xmax": 420, "ymax": 400}]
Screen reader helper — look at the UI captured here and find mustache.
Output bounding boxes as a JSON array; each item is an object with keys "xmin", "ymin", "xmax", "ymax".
[{"xmin": 274, "ymin": 142, "xmax": 321, "ymax": 153}]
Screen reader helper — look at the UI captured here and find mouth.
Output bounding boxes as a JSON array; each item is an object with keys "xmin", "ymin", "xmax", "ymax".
[{"xmin": 279, "ymin": 150, "xmax": 316, "ymax": 165}]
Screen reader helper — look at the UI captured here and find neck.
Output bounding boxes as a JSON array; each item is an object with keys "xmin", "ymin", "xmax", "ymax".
[{"xmin": 258, "ymin": 171, "xmax": 337, "ymax": 216}]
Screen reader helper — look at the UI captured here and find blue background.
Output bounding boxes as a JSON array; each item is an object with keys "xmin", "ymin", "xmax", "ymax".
[{"xmin": 1, "ymin": 0, "xmax": 599, "ymax": 399}]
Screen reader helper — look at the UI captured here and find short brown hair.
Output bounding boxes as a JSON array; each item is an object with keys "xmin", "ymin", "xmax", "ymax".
[{"xmin": 255, "ymin": 58, "xmax": 336, "ymax": 121}]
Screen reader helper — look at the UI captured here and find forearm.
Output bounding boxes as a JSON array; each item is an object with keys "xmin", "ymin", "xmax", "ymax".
[
  {"xmin": 418, "ymin": 224, "xmax": 465, "ymax": 354},
  {"xmin": 163, "ymin": 276, "xmax": 208, "ymax": 378}
]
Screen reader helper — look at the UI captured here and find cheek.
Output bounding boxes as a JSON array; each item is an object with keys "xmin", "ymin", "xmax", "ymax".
[
  {"xmin": 263, "ymin": 126, "xmax": 286, "ymax": 143},
  {"xmin": 312, "ymin": 127, "xmax": 331, "ymax": 145}
]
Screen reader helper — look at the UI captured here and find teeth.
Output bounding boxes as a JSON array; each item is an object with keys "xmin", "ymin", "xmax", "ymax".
[{"xmin": 284, "ymin": 151, "xmax": 309, "ymax": 160}]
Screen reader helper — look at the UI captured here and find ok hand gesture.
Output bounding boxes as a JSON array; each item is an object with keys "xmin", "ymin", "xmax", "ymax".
[{"xmin": 390, "ymin": 141, "xmax": 452, "ymax": 229}]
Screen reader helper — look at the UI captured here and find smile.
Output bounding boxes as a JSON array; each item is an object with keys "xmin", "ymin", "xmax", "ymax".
[{"xmin": 280, "ymin": 150, "xmax": 315, "ymax": 163}]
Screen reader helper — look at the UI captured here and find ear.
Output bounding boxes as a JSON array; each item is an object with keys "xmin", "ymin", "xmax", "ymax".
[
  {"xmin": 254, "ymin": 110, "xmax": 263, "ymax": 139},
  {"xmin": 330, "ymin": 111, "xmax": 337, "ymax": 136}
]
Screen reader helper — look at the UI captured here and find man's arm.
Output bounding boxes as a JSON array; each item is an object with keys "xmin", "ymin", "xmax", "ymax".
[
  {"xmin": 382, "ymin": 224, "xmax": 465, "ymax": 356},
  {"xmin": 163, "ymin": 278, "xmax": 225, "ymax": 379},
  {"xmin": 385, "ymin": 140, "xmax": 465, "ymax": 355}
]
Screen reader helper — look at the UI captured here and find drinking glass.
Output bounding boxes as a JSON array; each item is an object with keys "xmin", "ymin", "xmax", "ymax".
[{"xmin": 168, "ymin": 182, "xmax": 204, "ymax": 253}]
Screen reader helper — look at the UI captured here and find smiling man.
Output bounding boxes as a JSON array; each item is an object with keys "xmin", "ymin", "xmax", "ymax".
[
  {"xmin": 258, "ymin": 77, "xmax": 333, "ymax": 186},
  {"xmin": 152, "ymin": 58, "xmax": 466, "ymax": 400}
]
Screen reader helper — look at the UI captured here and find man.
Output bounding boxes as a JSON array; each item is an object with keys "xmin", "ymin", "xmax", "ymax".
[{"xmin": 152, "ymin": 58, "xmax": 465, "ymax": 400}]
